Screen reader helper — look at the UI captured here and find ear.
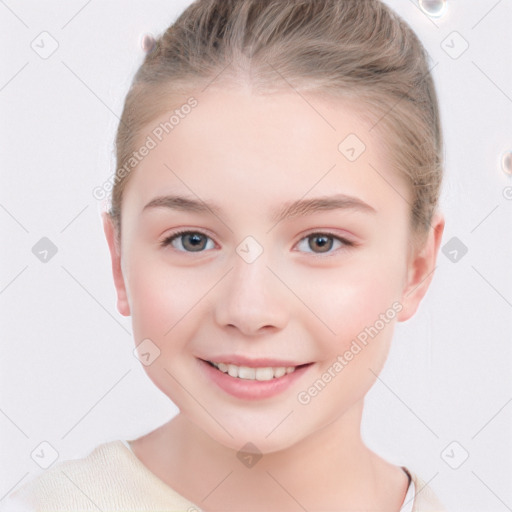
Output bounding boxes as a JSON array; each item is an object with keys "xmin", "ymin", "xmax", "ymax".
[
  {"xmin": 102, "ymin": 212, "xmax": 131, "ymax": 317},
  {"xmin": 397, "ymin": 212, "xmax": 445, "ymax": 322}
]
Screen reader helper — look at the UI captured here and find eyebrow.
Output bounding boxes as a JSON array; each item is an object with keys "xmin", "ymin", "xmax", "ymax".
[{"xmin": 142, "ymin": 193, "xmax": 376, "ymax": 223}]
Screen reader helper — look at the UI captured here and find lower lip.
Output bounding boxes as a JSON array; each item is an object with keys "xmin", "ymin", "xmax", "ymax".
[{"xmin": 198, "ymin": 359, "xmax": 314, "ymax": 400}]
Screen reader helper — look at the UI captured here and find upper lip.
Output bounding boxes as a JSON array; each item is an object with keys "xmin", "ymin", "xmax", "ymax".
[{"xmin": 200, "ymin": 355, "xmax": 311, "ymax": 368}]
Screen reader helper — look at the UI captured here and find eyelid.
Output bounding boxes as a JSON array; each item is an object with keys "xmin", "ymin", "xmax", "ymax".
[
  {"xmin": 298, "ymin": 228, "xmax": 356, "ymax": 243},
  {"xmin": 293, "ymin": 230, "xmax": 356, "ymax": 256},
  {"xmin": 159, "ymin": 228, "xmax": 216, "ymax": 250},
  {"xmin": 160, "ymin": 228, "xmax": 357, "ymax": 254}
]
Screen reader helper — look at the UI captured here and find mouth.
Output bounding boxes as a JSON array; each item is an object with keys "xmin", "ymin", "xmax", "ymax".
[
  {"xmin": 202, "ymin": 359, "xmax": 313, "ymax": 381},
  {"xmin": 198, "ymin": 357, "xmax": 315, "ymax": 400}
]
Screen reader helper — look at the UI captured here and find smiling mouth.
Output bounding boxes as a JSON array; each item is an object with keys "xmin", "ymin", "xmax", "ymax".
[{"xmin": 204, "ymin": 360, "xmax": 313, "ymax": 381}]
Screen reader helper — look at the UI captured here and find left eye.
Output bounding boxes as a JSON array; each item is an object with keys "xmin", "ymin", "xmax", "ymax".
[
  {"xmin": 296, "ymin": 232, "xmax": 354, "ymax": 255},
  {"xmin": 160, "ymin": 231, "xmax": 354, "ymax": 254}
]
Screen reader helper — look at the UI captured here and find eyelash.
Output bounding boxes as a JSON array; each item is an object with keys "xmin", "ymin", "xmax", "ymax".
[{"xmin": 159, "ymin": 229, "xmax": 356, "ymax": 256}]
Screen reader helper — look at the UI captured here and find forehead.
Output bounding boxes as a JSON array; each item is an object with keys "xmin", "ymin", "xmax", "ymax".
[{"xmin": 122, "ymin": 87, "xmax": 409, "ymax": 221}]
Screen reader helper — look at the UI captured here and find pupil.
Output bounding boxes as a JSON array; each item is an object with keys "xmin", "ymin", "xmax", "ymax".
[
  {"xmin": 184, "ymin": 233, "xmax": 205, "ymax": 251},
  {"xmin": 312, "ymin": 235, "xmax": 332, "ymax": 253}
]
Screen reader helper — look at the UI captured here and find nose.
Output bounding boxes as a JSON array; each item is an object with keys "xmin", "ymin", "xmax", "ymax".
[{"xmin": 214, "ymin": 249, "xmax": 289, "ymax": 336}]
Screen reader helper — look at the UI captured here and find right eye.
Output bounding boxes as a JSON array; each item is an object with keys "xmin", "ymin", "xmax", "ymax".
[{"xmin": 160, "ymin": 230, "xmax": 216, "ymax": 252}]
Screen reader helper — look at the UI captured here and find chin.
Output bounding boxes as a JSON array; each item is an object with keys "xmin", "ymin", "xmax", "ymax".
[{"xmin": 201, "ymin": 421, "xmax": 302, "ymax": 455}]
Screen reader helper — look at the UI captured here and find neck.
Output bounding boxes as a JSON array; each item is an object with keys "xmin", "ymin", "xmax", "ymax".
[{"xmin": 139, "ymin": 400, "xmax": 406, "ymax": 511}]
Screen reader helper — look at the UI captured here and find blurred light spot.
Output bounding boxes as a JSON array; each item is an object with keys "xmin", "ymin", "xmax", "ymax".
[
  {"xmin": 419, "ymin": 0, "xmax": 448, "ymax": 18},
  {"xmin": 141, "ymin": 33, "xmax": 156, "ymax": 53},
  {"xmin": 502, "ymin": 151, "xmax": 512, "ymax": 175}
]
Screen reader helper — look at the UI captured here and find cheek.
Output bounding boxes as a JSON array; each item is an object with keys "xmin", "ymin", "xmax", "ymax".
[
  {"xmin": 294, "ymin": 265, "xmax": 402, "ymax": 416},
  {"xmin": 126, "ymin": 263, "xmax": 208, "ymax": 401},
  {"xmin": 295, "ymin": 256, "xmax": 404, "ymax": 350},
  {"xmin": 127, "ymin": 261, "xmax": 203, "ymax": 343}
]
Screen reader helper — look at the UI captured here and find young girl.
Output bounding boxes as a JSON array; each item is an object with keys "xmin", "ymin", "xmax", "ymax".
[{"xmin": 4, "ymin": 0, "xmax": 447, "ymax": 510}]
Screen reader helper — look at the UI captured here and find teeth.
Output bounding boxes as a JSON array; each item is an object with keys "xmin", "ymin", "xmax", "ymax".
[
  {"xmin": 255, "ymin": 367, "xmax": 274, "ymax": 380},
  {"xmin": 273, "ymin": 367, "xmax": 286, "ymax": 378},
  {"xmin": 210, "ymin": 361, "xmax": 297, "ymax": 381}
]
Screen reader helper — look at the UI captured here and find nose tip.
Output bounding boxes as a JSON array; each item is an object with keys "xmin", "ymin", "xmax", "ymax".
[{"xmin": 213, "ymin": 243, "xmax": 289, "ymax": 335}]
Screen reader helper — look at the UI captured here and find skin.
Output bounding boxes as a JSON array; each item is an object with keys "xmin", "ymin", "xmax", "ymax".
[{"xmin": 103, "ymin": 85, "xmax": 445, "ymax": 511}]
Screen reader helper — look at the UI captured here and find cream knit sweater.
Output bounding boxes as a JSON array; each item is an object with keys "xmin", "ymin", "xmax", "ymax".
[{"xmin": 1, "ymin": 441, "xmax": 447, "ymax": 511}]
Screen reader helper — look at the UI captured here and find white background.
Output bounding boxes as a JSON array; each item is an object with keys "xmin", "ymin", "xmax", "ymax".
[{"xmin": 1, "ymin": 1, "xmax": 511, "ymax": 510}]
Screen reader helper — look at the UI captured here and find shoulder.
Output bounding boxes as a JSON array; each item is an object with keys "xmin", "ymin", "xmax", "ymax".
[
  {"xmin": 1, "ymin": 440, "xmax": 197, "ymax": 512},
  {"xmin": 2, "ymin": 441, "xmax": 132, "ymax": 511},
  {"xmin": 408, "ymin": 470, "xmax": 447, "ymax": 512}
]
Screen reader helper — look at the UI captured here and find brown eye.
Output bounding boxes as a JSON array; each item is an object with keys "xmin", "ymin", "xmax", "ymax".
[
  {"xmin": 308, "ymin": 234, "xmax": 334, "ymax": 253},
  {"xmin": 296, "ymin": 232, "xmax": 354, "ymax": 255}
]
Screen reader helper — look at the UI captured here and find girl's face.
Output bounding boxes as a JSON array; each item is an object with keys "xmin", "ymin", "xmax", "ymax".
[{"xmin": 105, "ymin": 87, "xmax": 443, "ymax": 453}]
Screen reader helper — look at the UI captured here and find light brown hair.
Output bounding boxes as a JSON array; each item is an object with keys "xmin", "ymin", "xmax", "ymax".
[{"xmin": 109, "ymin": 0, "xmax": 443, "ymax": 247}]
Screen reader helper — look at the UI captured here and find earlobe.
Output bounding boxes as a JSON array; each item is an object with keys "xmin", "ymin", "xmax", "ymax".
[
  {"xmin": 102, "ymin": 212, "xmax": 131, "ymax": 317},
  {"xmin": 397, "ymin": 212, "xmax": 445, "ymax": 322}
]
